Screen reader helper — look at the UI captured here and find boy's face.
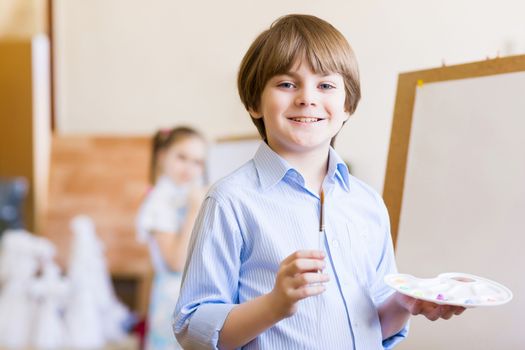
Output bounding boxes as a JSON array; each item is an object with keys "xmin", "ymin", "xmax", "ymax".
[{"xmin": 250, "ymin": 60, "xmax": 349, "ymax": 158}]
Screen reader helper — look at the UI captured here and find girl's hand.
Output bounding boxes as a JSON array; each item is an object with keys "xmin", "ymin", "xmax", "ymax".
[
  {"xmin": 396, "ymin": 293, "xmax": 466, "ymax": 321},
  {"xmin": 188, "ymin": 185, "xmax": 208, "ymax": 211},
  {"xmin": 268, "ymin": 250, "xmax": 329, "ymax": 320}
]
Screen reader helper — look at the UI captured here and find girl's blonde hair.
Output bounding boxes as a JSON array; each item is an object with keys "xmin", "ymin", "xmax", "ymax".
[{"xmin": 237, "ymin": 14, "xmax": 361, "ymax": 145}]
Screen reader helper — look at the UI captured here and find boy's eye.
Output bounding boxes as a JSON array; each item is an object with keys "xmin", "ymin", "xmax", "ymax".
[
  {"xmin": 319, "ymin": 83, "xmax": 335, "ymax": 90},
  {"xmin": 278, "ymin": 82, "xmax": 296, "ymax": 89}
]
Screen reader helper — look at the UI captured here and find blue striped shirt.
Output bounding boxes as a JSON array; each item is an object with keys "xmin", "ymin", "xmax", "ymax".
[{"xmin": 174, "ymin": 142, "xmax": 408, "ymax": 349}]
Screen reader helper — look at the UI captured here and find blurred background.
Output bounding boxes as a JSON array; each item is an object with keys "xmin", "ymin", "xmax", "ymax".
[{"xmin": 1, "ymin": 0, "xmax": 524, "ymax": 349}]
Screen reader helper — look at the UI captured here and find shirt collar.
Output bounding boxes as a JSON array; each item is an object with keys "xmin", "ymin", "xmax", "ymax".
[
  {"xmin": 327, "ymin": 146, "xmax": 351, "ymax": 192},
  {"xmin": 253, "ymin": 142, "xmax": 293, "ymax": 190},
  {"xmin": 253, "ymin": 142, "xmax": 351, "ymax": 192}
]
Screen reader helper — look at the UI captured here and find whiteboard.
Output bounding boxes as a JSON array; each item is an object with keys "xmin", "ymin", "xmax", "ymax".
[
  {"xmin": 394, "ymin": 72, "xmax": 525, "ymax": 349},
  {"xmin": 206, "ymin": 139, "xmax": 261, "ymax": 185}
]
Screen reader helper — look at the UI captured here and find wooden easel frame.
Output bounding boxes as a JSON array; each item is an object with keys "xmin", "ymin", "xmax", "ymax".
[{"xmin": 383, "ymin": 54, "xmax": 525, "ymax": 248}]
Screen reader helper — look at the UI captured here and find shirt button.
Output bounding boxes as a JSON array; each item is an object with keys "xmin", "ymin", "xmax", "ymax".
[{"xmin": 332, "ymin": 239, "xmax": 340, "ymax": 247}]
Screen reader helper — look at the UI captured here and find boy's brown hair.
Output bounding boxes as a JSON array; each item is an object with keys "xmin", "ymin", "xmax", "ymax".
[{"xmin": 237, "ymin": 14, "xmax": 361, "ymax": 144}]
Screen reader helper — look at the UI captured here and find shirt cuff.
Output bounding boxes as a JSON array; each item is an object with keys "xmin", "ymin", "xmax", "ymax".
[
  {"xmin": 382, "ymin": 320, "xmax": 409, "ymax": 349},
  {"xmin": 178, "ymin": 303, "xmax": 236, "ymax": 349}
]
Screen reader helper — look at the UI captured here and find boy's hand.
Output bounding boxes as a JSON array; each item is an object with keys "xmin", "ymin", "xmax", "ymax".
[
  {"xmin": 396, "ymin": 293, "xmax": 466, "ymax": 321},
  {"xmin": 268, "ymin": 250, "xmax": 329, "ymax": 320}
]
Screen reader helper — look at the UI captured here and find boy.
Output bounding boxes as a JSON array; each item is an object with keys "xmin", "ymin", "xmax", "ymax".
[{"xmin": 174, "ymin": 14, "xmax": 464, "ymax": 349}]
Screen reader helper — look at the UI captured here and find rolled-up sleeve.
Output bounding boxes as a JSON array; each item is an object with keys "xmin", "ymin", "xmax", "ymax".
[
  {"xmin": 382, "ymin": 325, "xmax": 409, "ymax": 349},
  {"xmin": 372, "ymin": 194, "xmax": 409, "ymax": 349},
  {"xmin": 173, "ymin": 195, "xmax": 243, "ymax": 349}
]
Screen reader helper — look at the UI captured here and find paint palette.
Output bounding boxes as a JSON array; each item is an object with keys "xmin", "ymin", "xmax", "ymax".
[{"xmin": 385, "ymin": 272, "xmax": 513, "ymax": 307}]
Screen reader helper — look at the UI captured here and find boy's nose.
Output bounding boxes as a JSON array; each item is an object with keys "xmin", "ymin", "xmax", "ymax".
[{"xmin": 294, "ymin": 89, "xmax": 317, "ymax": 107}]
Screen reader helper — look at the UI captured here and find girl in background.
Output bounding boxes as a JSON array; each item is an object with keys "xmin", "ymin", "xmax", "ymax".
[{"xmin": 137, "ymin": 126, "xmax": 207, "ymax": 350}]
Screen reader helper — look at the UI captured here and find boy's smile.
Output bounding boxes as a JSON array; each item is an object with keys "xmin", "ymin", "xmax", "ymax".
[{"xmin": 250, "ymin": 60, "xmax": 349, "ymax": 158}]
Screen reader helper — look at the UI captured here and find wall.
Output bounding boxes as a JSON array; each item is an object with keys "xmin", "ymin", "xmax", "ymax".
[
  {"xmin": 52, "ymin": 0, "xmax": 525, "ymax": 191},
  {"xmin": 0, "ymin": 0, "xmax": 47, "ymax": 38},
  {"xmin": 45, "ymin": 135, "xmax": 152, "ymax": 315}
]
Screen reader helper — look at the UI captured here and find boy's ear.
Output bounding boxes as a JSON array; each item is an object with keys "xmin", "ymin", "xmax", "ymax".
[{"xmin": 248, "ymin": 107, "xmax": 263, "ymax": 119}]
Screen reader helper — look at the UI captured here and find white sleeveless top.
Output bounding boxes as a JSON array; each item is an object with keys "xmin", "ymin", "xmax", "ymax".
[{"xmin": 136, "ymin": 176, "xmax": 189, "ymax": 274}]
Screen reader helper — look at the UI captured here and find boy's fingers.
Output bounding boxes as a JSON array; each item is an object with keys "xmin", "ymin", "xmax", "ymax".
[
  {"xmin": 424, "ymin": 305, "xmax": 442, "ymax": 321},
  {"xmin": 439, "ymin": 305, "xmax": 456, "ymax": 320},
  {"xmin": 422, "ymin": 304, "xmax": 465, "ymax": 320},
  {"xmin": 291, "ymin": 272, "xmax": 330, "ymax": 288},
  {"xmin": 407, "ymin": 299, "xmax": 424, "ymax": 316},
  {"xmin": 453, "ymin": 307, "xmax": 466, "ymax": 315},
  {"xmin": 286, "ymin": 258, "xmax": 325, "ymax": 275},
  {"xmin": 290, "ymin": 284, "xmax": 326, "ymax": 300},
  {"xmin": 398, "ymin": 293, "xmax": 466, "ymax": 320},
  {"xmin": 282, "ymin": 250, "xmax": 325, "ymax": 264}
]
